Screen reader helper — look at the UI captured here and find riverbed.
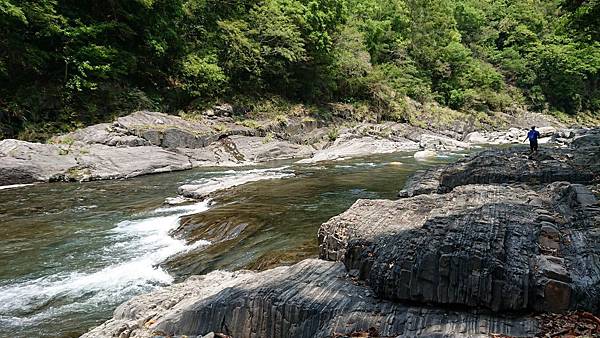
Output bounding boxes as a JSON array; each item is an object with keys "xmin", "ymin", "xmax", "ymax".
[{"xmin": 0, "ymin": 152, "xmax": 465, "ymax": 337}]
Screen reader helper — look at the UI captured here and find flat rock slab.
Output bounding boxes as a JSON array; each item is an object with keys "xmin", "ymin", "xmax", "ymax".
[
  {"xmin": 0, "ymin": 135, "xmax": 313, "ymax": 185},
  {"xmin": 298, "ymin": 136, "xmax": 419, "ymax": 163},
  {"xmin": 81, "ymin": 259, "xmax": 537, "ymax": 338},
  {"xmin": 0, "ymin": 139, "xmax": 194, "ymax": 184},
  {"xmin": 319, "ymin": 183, "xmax": 600, "ymax": 313},
  {"xmin": 228, "ymin": 135, "xmax": 315, "ymax": 162}
]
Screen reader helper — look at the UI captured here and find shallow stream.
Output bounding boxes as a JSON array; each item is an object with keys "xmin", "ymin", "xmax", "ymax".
[{"xmin": 0, "ymin": 152, "xmax": 464, "ymax": 337}]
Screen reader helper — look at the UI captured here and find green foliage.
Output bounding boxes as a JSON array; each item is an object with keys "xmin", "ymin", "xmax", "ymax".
[
  {"xmin": 239, "ymin": 119, "xmax": 261, "ymax": 129},
  {"xmin": 327, "ymin": 126, "xmax": 340, "ymax": 141},
  {"xmin": 1, "ymin": 0, "xmax": 599, "ymax": 139},
  {"xmin": 273, "ymin": 114, "xmax": 289, "ymax": 126},
  {"xmin": 180, "ymin": 53, "xmax": 227, "ymax": 96}
]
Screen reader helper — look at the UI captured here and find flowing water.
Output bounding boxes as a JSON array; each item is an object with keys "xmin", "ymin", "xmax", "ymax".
[{"xmin": 0, "ymin": 152, "xmax": 465, "ymax": 337}]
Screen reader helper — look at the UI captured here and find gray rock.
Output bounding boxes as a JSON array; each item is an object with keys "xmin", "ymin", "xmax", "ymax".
[
  {"xmin": 229, "ymin": 135, "xmax": 315, "ymax": 162},
  {"xmin": 161, "ymin": 127, "xmax": 213, "ymax": 149},
  {"xmin": 398, "ymin": 168, "xmax": 442, "ymax": 197},
  {"xmin": 81, "ymin": 259, "xmax": 537, "ymax": 338},
  {"xmin": 73, "ymin": 144, "xmax": 193, "ymax": 181},
  {"xmin": 0, "ymin": 139, "xmax": 79, "ymax": 184},
  {"xmin": 53, "ymin": 123, "xmax": 151, "ymax": 147},
  {"xmin": 0, "ymin": 139, "xmax": 193, "ymax": 184},
  {"xmin": 402, "ymin": 138, "xmax": 599, "ymax": 195},
  {"xmin": 298, "ymin": 136, "xmax": 419, "ymax": 163},
  {"xmin": 319, "ymin": 182, "xmax": 600, "ymax": 313},
  {"xmin": 419, "ymin": 134, "xmax": 470, "ymax": 151},
  {"xmin": 115, "ymin": 111, "xmax": 216, "ymax": 149},
  {"xmin": 463, "ymin": 131, "xmax": 488, "ymax": 144}
]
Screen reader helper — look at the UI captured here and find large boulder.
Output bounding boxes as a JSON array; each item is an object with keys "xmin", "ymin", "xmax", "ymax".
[
  {"xmin": 81, "ymin": 259, "xmax": 537, "ymax": 338},
  {"xmin": 298, "ymin": 136, "xmax": 419, "ymax": 163},
  {"xmin": 319, "ymin": 183, "xmax": 600, "ymax": 313},
  {"xmin": 419, "ymin": 134, "xmax": 470, "ymax": 151},
  {"xmin": 0, "ymin": 139, "xmax": 79, "ymax": 184},
  {"xmin": 0, "ymin": 139, "xmax": 193, "ymax": 184}
]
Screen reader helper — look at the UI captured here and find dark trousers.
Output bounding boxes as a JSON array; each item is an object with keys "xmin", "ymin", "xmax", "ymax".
[{"xmin": 530, "ymin": 139, "xmax": 538, "ymax": 152}]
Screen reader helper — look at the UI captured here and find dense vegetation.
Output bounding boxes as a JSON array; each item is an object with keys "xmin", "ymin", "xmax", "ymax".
[{"xmin": 1, "ymin": 0, "xmax": 599, "ymax": 139}]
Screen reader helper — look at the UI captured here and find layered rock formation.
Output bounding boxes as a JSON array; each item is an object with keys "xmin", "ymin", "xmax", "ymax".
[
  {"xmin": 320, "ymin": 183, "xmax": 599, "ymax": 313},
  {"xmin": 399, "ymin": 130, "xmax": 599, "ymax": 197},
  {"xmin": 82, "ymin": 260, "xmax": 537, "ymax": 338},
  {"xmin": 82, "ymin": 130, "xmax": 599, "ymax": 338},
  {"xmin": 320, "ymin": 130, "xmax": 600, "ymax": 315}
]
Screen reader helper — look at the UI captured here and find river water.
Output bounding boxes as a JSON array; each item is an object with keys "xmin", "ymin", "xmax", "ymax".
[{"xmin": 0, "ymin": 152, "xmax": 463, "ymax": 337}]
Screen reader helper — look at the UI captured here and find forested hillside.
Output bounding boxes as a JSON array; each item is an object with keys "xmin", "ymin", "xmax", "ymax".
[{"xmin": 1, "ymin": 0, "xmax": 599, "ymax": 140}]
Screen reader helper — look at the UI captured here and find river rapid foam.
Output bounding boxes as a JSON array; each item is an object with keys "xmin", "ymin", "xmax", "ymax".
[{"xmin": 0, "ymin": 201, "xmax": 210, "ymax": 333}]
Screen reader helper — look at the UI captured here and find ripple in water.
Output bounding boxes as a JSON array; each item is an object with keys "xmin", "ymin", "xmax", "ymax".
[{"xmin": 0, "ymin": 201, "xmax": 210, "ymax": 335}]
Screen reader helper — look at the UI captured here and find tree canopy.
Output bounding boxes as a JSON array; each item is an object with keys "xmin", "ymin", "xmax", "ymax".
[{"xmin": 0, "ymin": 0, "xmax": 598, "ymax": 139}]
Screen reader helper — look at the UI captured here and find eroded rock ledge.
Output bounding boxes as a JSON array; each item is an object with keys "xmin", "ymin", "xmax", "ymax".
[
  {"xmin": 82, "ymin": 259, "xmax": 537, "ymax": 338},
  {"xmin": 320, "ymin": 183, "xmax": 600, "ymax": 313},
  {"xmin": 320, "ymin": 130, "xmax": 600, "ymax": 315}
]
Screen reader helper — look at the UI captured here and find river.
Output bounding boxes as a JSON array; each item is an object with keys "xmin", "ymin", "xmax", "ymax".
[{"xmin": 0, "ymin": 152, "xmax": 464, "ymax": 337}]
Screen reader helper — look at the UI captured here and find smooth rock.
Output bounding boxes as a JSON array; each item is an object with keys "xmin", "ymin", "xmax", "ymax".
[
  {"xmin": 420, "ymin": 134, "xmax": 470, "ymax": 151},
  {"xmin": 413, "ymin": 150, "xmax": 437, "ymax": 160},
  {"xmin": 299, "ymin": 136, "xmax": 418, "ymax": 163}
]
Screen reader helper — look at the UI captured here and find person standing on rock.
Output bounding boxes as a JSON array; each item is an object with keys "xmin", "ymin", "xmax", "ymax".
[{"xmin": 524, "ymin": 126, "xmax": 540, "ymax": 153}]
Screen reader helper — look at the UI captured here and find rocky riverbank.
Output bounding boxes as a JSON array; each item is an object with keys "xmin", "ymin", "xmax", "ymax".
[
  {"xmin": 81, "ymin": 129, "xmax": 599, "ymax": 337},
  {"xmin": 0, "ymin": 108, "xmax": 571, "ymax": 186}
]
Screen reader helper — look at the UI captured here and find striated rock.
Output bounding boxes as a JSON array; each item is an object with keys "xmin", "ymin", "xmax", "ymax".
[
  {"xmin": 319, "ymin": 182, "xmax": 600, "ymax": 313},
  {"xmin": 81, "ymin": 259, "xmax": 537, "ymax": 338},
  {"xmin": 401, "ymin": 136, "xmax": 599, "ymax": 196},
  {"xmin": 228, "ymin": 135, "xmax": 315, "ymax": 162},
  {"xmin": 398, "ymin": 168, "xmax": 442, "ymax": 197},
  {"xmin": 52, "ymin": 123, "xmax": 151, "ymax": 147},
  {"xmin": 81, "ymin": 127, "xmax": 599, "ymax": 338},
  {"xmin": 72, "ymin": 144, "xmax": 193, "ymax": 180},
  {"xmin": 0, "ymin": 139, "xmax": 194, "ymax": 184},
  {"xmin": 0, "ymin": 113, "xmax": 317, "ymax": 185}
]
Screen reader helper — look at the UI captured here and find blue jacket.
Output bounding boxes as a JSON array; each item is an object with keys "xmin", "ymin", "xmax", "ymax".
[{"xmin": 527, "ymin": 130, "xmax": 540, "ymax": 141}]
